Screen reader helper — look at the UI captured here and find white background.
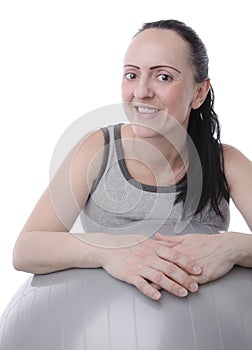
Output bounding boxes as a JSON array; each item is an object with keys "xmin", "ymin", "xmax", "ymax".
[{"xmin": 0, "ymin": 0, "xmax": 251, "ymax": 316}]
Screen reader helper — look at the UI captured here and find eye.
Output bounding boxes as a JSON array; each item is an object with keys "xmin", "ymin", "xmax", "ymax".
[
  {"xmin": 157, "ymin": 74, "xmax": 173, "ymax": 82},
  {"xmin": 125, "ymin": 72, "xmax": 136, "ymax": 80}
]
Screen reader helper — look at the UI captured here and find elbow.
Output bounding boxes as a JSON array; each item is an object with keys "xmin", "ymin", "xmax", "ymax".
[
  {"xmin": 12, "ymin": 240, "xmax": 29, "ymax": 272},
  {"xmin": 12, "ymin": 235, "xmax": 39, "ymax": 274},
  {"xmin": 12, "ymin": 248, "xmax": 44, "ymax": 274},
  {"xmin": 13, "ymin": 259, "xmax": 26, "ymax": 272},
  {"xmin": 12, "ymin": 233, "xmax": 55, "ymax": 275}
]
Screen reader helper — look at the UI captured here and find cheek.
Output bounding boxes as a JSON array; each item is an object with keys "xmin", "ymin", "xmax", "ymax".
[
  {"xmin": 158, "ymin": 87, "xmax": 193, "ymax": 128},
  {"xmin": 121, "ymin": 82, "xmax": 133, "ymax": 102},
  {"xmin": 161, "ymin": 85, "xmax": 193, "ymax": 113},
  {"xmin": 159, "ymin": 87, "xmax": 181, "ymax": 113}
]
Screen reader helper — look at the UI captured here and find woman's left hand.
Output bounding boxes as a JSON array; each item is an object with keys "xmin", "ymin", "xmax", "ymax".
[{"xmin": 155, "ymin": 232, "xmax": 238, "ymax": 284}]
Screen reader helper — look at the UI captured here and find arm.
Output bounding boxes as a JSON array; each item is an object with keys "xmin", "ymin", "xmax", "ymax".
[
  {"xmin": 13, "ymin": 129, "xmax": 201, "ymax": 300},
  {"xmin": 13, "ymin": 129, "xmax": 106, "ymax": 274},
  {"xmin": 222, "ymin": 145, "xmax": 252, "ymax": 266},
  {"xmin": 156, "ymin": 145, "xmax": 252, "ymax": 284}
]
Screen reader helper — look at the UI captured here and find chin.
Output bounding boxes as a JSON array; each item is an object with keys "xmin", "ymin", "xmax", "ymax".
[{"xmin": 131, "ymin": 124, "xmax": 160, "ymax": 138}]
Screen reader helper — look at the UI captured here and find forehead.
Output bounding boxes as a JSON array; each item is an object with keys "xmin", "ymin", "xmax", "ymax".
[{"xmin": 124, "ymin": 28, "xmax": 190, "ymax": 68}]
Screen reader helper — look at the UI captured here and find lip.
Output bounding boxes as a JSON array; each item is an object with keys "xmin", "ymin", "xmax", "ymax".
[{"xmin": 133, "ymin": 105, "xmax": 161, "ymax": 120}]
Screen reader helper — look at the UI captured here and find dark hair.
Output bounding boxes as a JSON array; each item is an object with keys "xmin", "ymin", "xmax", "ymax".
[{"xmin": 137, "ymin": 20, "xmax": 229, "ymax": 218}]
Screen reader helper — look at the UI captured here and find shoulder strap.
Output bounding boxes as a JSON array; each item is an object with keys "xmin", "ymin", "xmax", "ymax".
[{"xmin": 89, "ymin": 126, "xmax": 110, "ymax": 194}]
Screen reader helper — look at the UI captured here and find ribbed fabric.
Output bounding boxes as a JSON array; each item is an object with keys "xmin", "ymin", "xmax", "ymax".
[{"xmin": 80, "ymin": 124, "xmax": 230, "ymax": 235}]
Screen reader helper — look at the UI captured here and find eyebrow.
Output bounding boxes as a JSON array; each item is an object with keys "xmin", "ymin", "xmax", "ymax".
[{"xmin": 123, "ymin": 64, "xmax": 181, "ymax": 74}]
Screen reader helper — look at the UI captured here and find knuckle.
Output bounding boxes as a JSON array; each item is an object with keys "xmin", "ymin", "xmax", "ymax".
[
  {"xmin": 137, "ymin": 279, "xmax": 148, "ymax": 290},
  {"xmin": 169, "ymin": 249, "xmax": 179, "ymax": 261},
  {"xmin": 131, "ymin": 276, "xmax": 144, "ymax": 289},
  {"xmin": 134, "ymin": 279, "xmax": 154, "ymax": 297},
  {"xmin": 182, "ymin": 274, "xmax": 194, "ymax": 287},
  {"xmin": 153, "ymin": 272, "xmax": 165, "ymax": 285},
  {"xmin": 165, "ymin": 263, "xmax": 176, "ymax": 275}
]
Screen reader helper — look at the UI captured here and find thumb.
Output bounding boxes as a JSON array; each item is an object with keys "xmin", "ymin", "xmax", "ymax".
[{"xmin": 155, "ymin": 232, "xmax": 184, "ymax": 244}]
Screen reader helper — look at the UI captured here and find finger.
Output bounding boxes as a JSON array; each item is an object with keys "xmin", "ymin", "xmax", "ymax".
[
  {"xmin": 154, "ymin": 240, "xmax": 179, "ymax": 249},
  {"xmin": 155, "ymin": 232, "xmax": 184, "ymax": 244},
  {"xmin": 190, "ymin": 275, "xmax": 203, "ymax": 284},
  {"xmin": 130, "ymin": 275, "xmax": 162, "ymax": 301},
  {"xmin": 151, "ymin": 258, "xmax": 199, "ymax": 294},
  {"xmin": 141, "ymin": 267, "xmax": 190, "ymax": 298},
  {"xmin": 156, "ymin": 245, "xmax": 202, "ymax": 276},
  {"xmin": 150, "ymin": 282, "xmax": 162, "ymax": 290}
]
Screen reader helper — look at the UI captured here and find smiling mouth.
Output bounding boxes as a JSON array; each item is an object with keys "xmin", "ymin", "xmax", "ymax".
[
  {"xmin": 133, "ymin": 106, "xmax": 161, "ymax": 121},
  {"xmin": 136, "ymin": 106, "xmax": 161, "ymax": 114}
]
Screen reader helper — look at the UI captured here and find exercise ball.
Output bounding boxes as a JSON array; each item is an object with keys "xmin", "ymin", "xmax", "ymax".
[{"xmin": 1, "ymin": 225, "xmax": 252, "ymax": 350}]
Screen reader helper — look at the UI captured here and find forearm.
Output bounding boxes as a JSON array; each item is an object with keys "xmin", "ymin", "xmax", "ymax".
[
  {"xmin": 13, "ymin": 231, "xmax": 204, "ymax": 300},
  {"xmin": 228, "ymin": 231, "xmax": 252, "ymax": 267},
  {"xmin": 13, "ymin": 231, "xmax": 106, "ymax": 274}
]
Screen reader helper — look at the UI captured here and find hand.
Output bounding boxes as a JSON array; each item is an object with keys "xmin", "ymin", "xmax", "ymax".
[
  {"xmin": 100, "ymin": 236, "xmax": 201, "ymax": 301},
  {"xmin": 155, "ymin": 232, "xmax": 237, "ymax": 285}
]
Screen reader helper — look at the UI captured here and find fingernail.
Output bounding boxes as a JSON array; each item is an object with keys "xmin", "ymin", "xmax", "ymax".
[
  {"xmin": 192, "ymin": 266, "xmax": 201, "ymax": 274},
  {"xmin": 178, "ymin": 288, "xmax": 188, "ymax": 297},
  {"xmin": 153, "ymin": 291, "xmax": 161, "ymax": 300},
  {"xmin": 190, "ymin": 282, "xmax": 198, "ymax": 292}
]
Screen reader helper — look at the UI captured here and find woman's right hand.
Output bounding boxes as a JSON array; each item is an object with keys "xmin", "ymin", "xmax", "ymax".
[{"xmin": 99, "ymin": 236, "xmax": 202, "ymax": 301}]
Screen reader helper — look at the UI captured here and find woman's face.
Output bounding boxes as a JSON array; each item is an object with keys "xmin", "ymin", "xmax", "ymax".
[{"xmin": 121, "ymin": 28, "xmax": 203, "ymax": 138}]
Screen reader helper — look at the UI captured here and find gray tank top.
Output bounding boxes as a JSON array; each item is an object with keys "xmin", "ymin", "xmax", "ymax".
[{"xmin": 80, "ymin": 124, "xmax": 230, "ymax": 236}]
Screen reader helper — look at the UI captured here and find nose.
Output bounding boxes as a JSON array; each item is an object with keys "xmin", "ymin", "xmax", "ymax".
[{"xmin": 133, "ymin": 78, "xmax": 154, "ymax": 100}]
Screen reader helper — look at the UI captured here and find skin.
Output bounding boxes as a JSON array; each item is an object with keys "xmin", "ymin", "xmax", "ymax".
[
  {"xmin": 121, "ymin": 28, "xmax": 252, "ymax": 290},
  {"xmin": 121, "ymin": 29, "xmax": 208, "ymax": 132},
  {"xmin": 13, "ymin": 28, "xmax": 252, "ymax": 301},
  {"xmin": 120, "ymin": 28, "xmax": 210, "ymax": 182}
]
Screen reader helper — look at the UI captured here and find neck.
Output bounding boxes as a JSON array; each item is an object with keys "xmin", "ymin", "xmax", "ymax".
[{"xmin": 122, "ymin": 124, "xmax": 188, "ymax": 170}]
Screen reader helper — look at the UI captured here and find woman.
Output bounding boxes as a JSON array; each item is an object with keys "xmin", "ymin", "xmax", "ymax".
[{"xmin": 13, "ymin": 20, "xmax": 252, "ymax": 301}]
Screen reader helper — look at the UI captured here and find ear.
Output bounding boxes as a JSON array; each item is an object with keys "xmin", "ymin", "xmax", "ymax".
[{"xmin": 191, "ymin": 79, "xmax": 211, "ymax": 110}]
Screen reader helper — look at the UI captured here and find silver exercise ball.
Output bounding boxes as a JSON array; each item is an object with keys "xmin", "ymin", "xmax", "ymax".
[
  {"xmin": 1, "ymin": 225, "xmax": 252, "ymax": 350},
  {"xmin": 1, "ymin": 267, "xmax": 252, "ymax": 350}
]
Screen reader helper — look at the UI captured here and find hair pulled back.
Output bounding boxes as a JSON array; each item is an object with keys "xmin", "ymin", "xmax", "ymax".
[{"xmin": 137, "ymin": 20, "xmax": 229, "ymax": 217}]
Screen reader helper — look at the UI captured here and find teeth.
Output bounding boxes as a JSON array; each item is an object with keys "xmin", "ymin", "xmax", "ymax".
[{"xmin": 137, "ymin": 107, "xmax": 159, "ymax": 113}]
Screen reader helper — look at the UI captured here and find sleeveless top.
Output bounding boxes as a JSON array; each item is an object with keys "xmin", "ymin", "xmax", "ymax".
[{"xmin": 80, "ymin": 124, "xmax": 230, "ymax": 236}]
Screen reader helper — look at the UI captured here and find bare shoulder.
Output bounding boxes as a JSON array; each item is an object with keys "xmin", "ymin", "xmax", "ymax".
[
  {"xmin": 70, "ymin": 128, "xmax": 106, "ymax": 177},
  {"xmin": 68, "ymin": 128, "xmax": 107, "ymax": 197},
  {"xmin": 52, "ymin": 128, "xmax": 106, "ymax": 190},
  {"xmin": 75, "ymin": 128, "xmax": 106, "ymax": 158},
  {"xmin": 222, "ymin": 143, "xmax": 252, "ymax": 190},
  {"xmin": 222, "ymin": 144, "xmax": 252, "ymax": 229},
  {"xmin": 222, "ymin": 144, "xmax": 251, "ymax": 167},
  {"xmin": 19, "ymin": 128, "xmax": 107, "ymax": 235}
]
